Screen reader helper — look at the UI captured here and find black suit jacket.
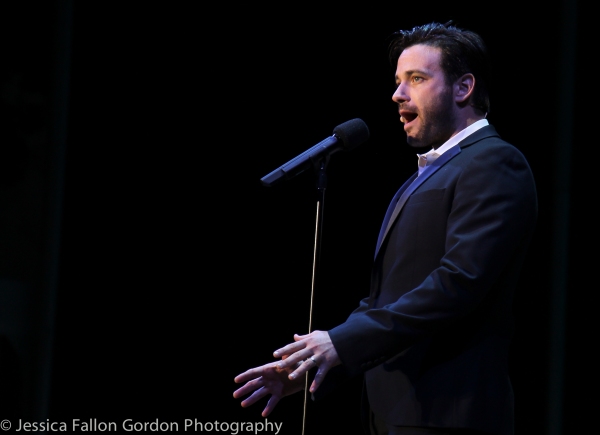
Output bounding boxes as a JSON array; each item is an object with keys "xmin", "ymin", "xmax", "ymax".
[{"xmin": 315, "ymin": 125, "xmax": 538, "ymax": 435}]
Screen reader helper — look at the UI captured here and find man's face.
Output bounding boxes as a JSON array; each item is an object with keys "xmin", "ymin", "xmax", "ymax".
[{"xmin": 392, "ymin": 44, "xmax": 457, "ymax": 149}]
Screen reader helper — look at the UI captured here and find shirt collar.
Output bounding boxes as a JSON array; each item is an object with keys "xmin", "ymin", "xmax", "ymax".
[{"xmin": 427, "ymin": 118, "xmax": 489, "ymax": 156}]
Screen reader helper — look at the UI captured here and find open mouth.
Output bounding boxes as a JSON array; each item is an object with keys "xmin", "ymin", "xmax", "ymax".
[{"xmin": 400, "ymin": 111, "xmax": 417, "ymax": 124}]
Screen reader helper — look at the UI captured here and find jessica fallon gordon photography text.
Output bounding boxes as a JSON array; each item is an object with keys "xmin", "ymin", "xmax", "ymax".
[{"xmin": 4, "ymin": 419, "xmax": 283, "ymax": 433}]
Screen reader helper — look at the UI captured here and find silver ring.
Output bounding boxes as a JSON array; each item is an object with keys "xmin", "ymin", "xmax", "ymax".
[{"xmin": 310, "ymin": 356, "xmax": 317, "ymax": 365}]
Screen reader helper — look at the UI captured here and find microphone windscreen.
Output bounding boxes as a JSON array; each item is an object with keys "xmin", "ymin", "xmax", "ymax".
[{"xmin": 332, "ymin": 118, "xmax": 370, "ymax": 151}]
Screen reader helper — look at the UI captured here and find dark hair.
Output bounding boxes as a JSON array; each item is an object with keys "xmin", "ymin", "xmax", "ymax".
[{"xmin": 388, "ymin": 21, "xmax": 491, "ymax": 115}]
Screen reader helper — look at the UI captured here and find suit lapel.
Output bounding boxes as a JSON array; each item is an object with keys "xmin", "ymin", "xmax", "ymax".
[
  {"xmin": 374, "ymin": 173, "xmax": 418, "ymax": 258},
  {"xmin": 374, "ymin": 145, "xmax": 461, "ymax": 260}
]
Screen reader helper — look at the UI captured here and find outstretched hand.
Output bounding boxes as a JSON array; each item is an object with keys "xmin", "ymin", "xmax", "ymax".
[
  {"xmin": 233, "ymin": 330, "xmax": 342, "ymax": 417},
  {"xmin": 233, "ymin": 356, "xmax": 305, "ymax": 417}
]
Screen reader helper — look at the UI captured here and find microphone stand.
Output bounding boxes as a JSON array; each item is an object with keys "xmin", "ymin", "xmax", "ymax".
[{"xmin": 302, "ymin": 156, "xmax": 329, "ymax": 435}]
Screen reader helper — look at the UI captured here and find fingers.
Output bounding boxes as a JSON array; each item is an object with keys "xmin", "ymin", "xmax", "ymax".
[
  {"xmin": 280, "ymin": 355, "xmax": 329, "ymax": 392},
  {"xmin": 234, "ymin": 367, "xmax": 260, "ymax": 384},
  {"xmin": 287, "ymin": 358, "xmax": 312, "ymax": 380},
  {"xmin": 271, "ymin": 331, "xmax": 321, "ymax": 360},
  {"xmin": 288, "ymin": 352, "xmax": 328, "ymax": 381},
  {"xmin": 233, "ymin": 375, "xmax": 265, "ymax": 399},
  {"xmin": 234, "ymin": 370, "xmax": 255, "ymax": 384},
  {"xmin": 278, "ymin": 347, "xmax": 322, "ymax": 374},
  {"xmin": 233, "ymin": 355, "xmax": 312, "ymax": 419},
  {"xmin": 238, "ymin": 385, "xmax": 270, "ymax": 408},
  {"xmin": 273, "ymin": 338, "xmax": 306, "ymax": 359},
  {"xmin": 308, "ymin": 357, "xmax": 332, "ymax": 393},
  {"xmin": 262, "ymin": 395, "xmax": 281, "ymax": 417},
  {"xmin": 234, "ymin": 362, "xmax": 277, "ymax": 384},
  {"xmin": 309, "ymin": 367, "xmax": 327, "ymax": 393}
]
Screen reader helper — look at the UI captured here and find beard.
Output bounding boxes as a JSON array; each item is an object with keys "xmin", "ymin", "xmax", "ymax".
[{"xmin": 406, "ymin": 87, "xmax": 456, "ymax": 150}]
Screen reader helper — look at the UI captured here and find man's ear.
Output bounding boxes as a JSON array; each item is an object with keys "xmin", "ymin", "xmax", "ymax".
[{"xmin": 454, "ymin": 73, "xmax": 475, "ymax": 103}]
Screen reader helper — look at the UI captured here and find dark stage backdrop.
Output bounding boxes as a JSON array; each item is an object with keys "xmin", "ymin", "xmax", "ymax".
[{"xmin": 1, "ymin": 1, "xmax": 592, "ymax": 434}]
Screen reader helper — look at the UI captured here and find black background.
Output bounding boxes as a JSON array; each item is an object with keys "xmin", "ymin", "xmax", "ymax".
[{"xmin": 1, "ymin": 1, "xmax": 592, "ymax": 434}]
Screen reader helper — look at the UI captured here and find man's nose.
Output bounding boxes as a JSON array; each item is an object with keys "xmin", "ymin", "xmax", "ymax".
[{"xmin": 392, "ymin": 84, "xmax": 407, "ymax": 103}]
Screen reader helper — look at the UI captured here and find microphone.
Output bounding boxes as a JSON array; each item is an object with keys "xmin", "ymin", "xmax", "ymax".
[{"xmin": 260, "ymin": 118, "xmax": 370, "ymax": 187}]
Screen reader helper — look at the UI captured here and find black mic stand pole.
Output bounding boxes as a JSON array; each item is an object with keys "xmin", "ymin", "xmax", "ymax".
[{"xmin": 302, "ymin": 155, "xmax": 329, "ymax": 435}]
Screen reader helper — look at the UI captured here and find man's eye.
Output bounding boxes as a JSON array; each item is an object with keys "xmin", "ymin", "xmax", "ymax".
[{"xmin": 412, "ymin": 76, "xmax": 423, "ymax": 83}]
